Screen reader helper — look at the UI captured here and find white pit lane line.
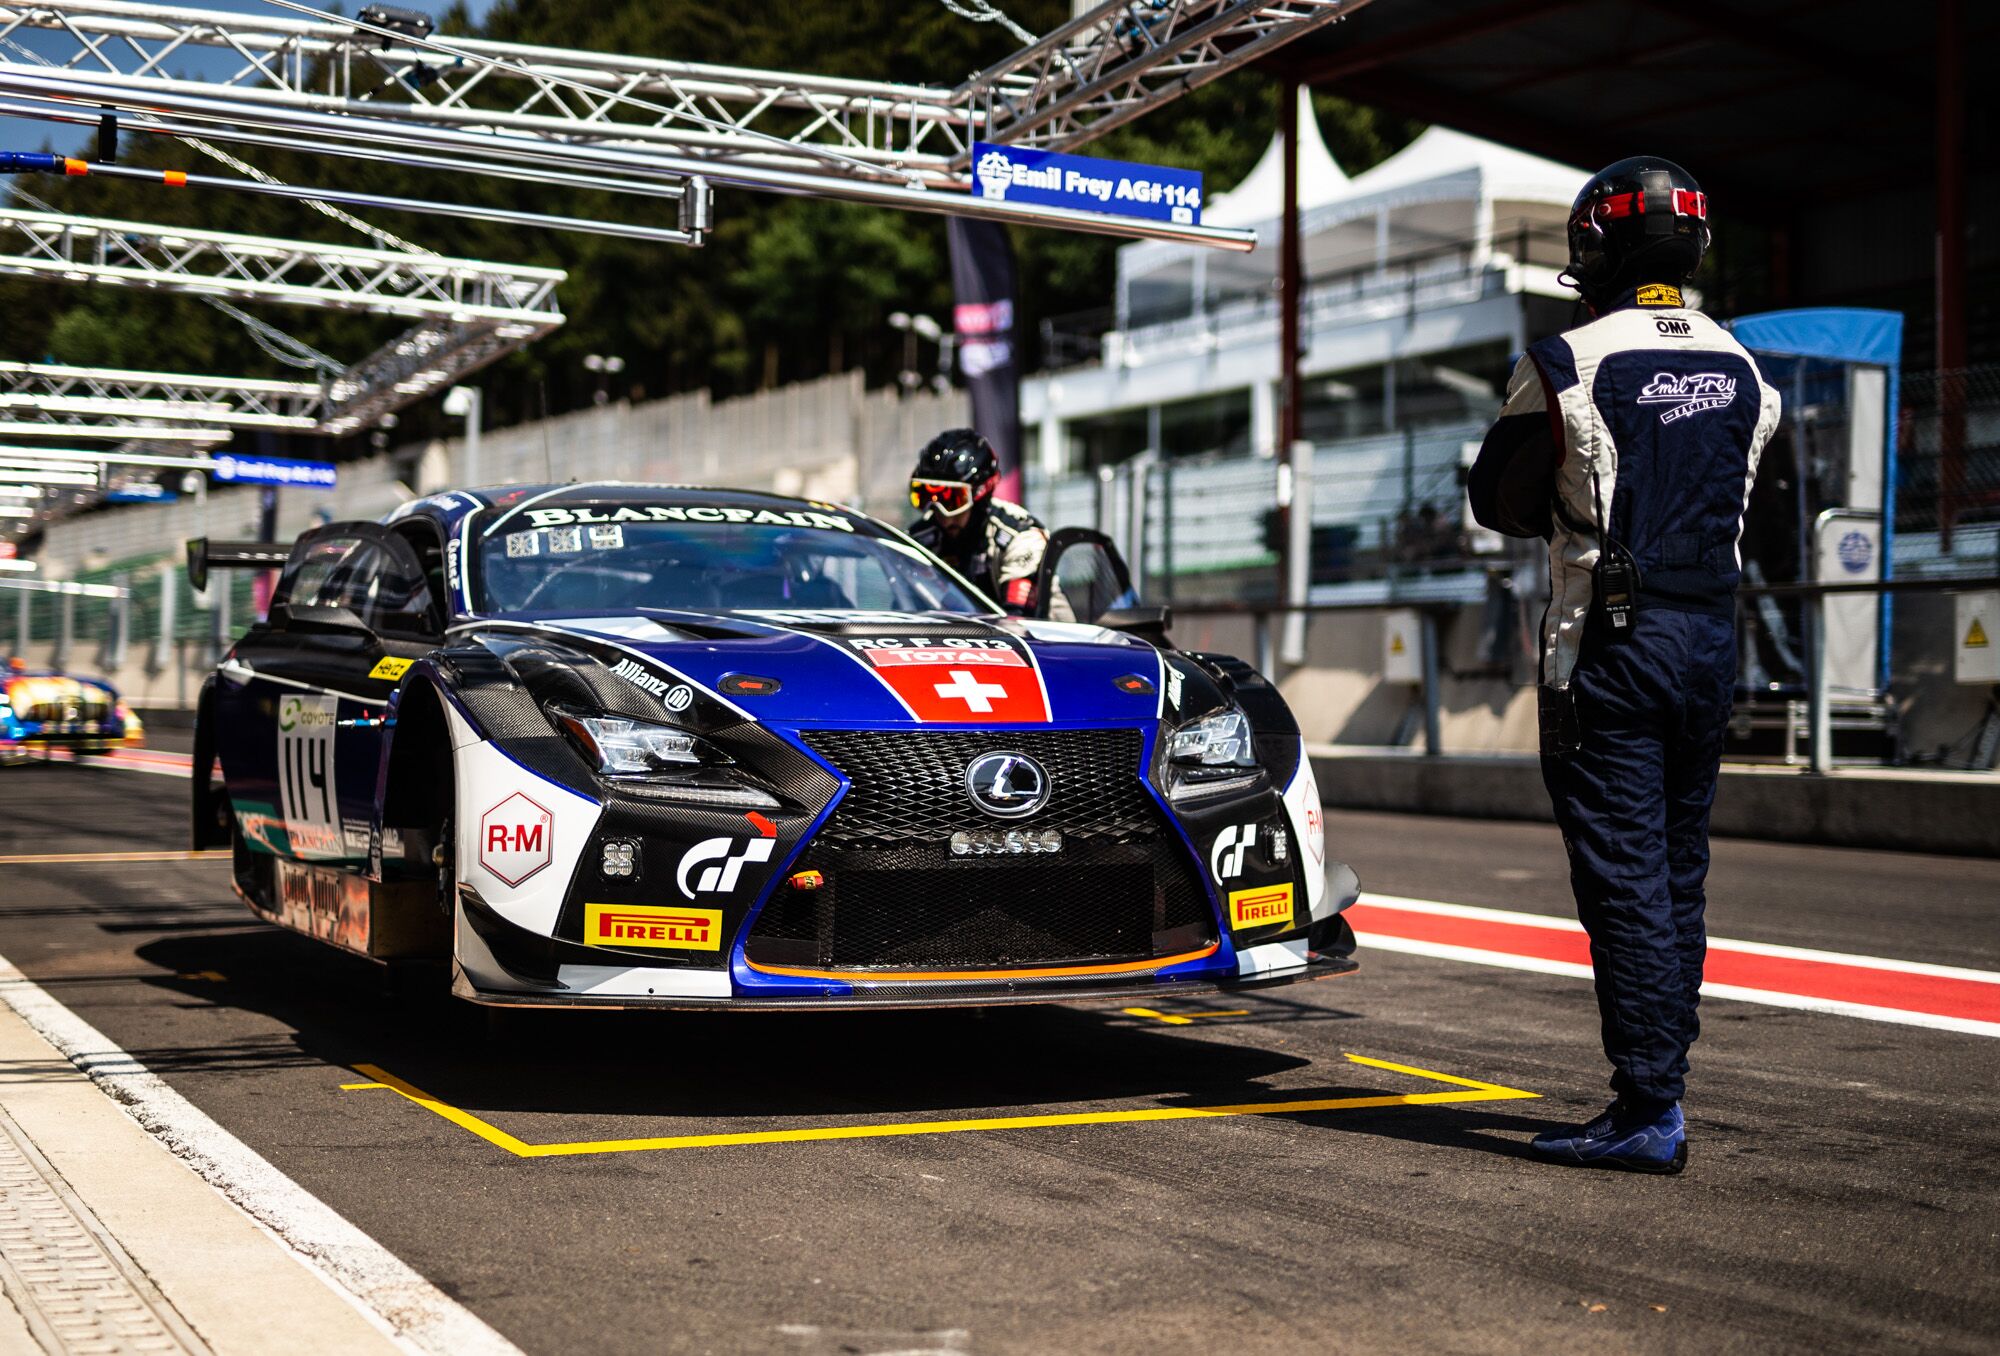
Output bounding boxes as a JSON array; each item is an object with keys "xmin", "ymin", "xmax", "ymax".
[{"xmin": 0, "ymin": 954, "xmax": 523, "ymax": 1356}]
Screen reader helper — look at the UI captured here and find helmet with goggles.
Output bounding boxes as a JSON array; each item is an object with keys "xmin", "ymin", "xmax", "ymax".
[
  {"xmin": 910, "ymin": 427, "xmax": 1000, "ymax": 524},
  {"xmin": 1565, "ymin": 156, "xmax": 1709, "ymax": 306}
]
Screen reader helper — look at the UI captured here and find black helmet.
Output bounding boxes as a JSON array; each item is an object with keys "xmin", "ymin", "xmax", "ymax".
[
  {"xmin": 910, "ymin": 427, "xmax": 999, "ymax": 524},
  {"xmin": 1565, "ymin": 156, "xmax": 1709, "ymax": 304}
]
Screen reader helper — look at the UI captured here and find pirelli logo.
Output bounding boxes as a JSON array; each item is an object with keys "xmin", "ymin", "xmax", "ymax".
[
  {"xmin": 584, "ymin": 902, "xmax": 724, "ymax": 951},
  {"xmin": 1228, "ymin": 884, "xmax": 1294, "ymax": 931}
]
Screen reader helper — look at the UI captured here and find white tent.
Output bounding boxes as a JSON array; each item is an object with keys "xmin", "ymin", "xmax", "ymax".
[{"xmin": 1117, "ymin": 119, "xmax": 1588, "ymax": 327}]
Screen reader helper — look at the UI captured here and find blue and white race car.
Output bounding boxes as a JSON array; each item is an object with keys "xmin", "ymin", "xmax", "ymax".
[{"xmin": 190, "ymin": 484, "xmax": 1358, "ymax": 1009}]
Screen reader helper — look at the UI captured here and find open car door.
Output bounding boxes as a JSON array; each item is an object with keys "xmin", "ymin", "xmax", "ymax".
[
  {"xmin": 1031, "ymin": 528, "xmax": 1173, "ymax": 646},
  {"xmin": 195, "ymin": 523, "xmax": 442, "ymax": 860}
]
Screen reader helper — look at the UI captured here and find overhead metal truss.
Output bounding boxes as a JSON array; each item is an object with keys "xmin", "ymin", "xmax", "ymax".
[
  {"xmin": 0, "ymin": 0, "xmax": 1366, "ymax": 243},
  {"xmin": 0, "ymin": 207, "xmax": 562, "ymax": 328},
  {"xmin": 0, "ymin": 207, "xmax": 564, "ymax": 433},
  {"xmin": 969, "ymin": 0, "xmax": 1364, "ymax": 152},
  {"xmin": 0, "ymin": 360, "xmax": 321, "ymax": 430}
]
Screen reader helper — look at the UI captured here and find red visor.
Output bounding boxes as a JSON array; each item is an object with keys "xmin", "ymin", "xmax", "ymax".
[{"xmin": 911, "ymin": 478, "xmax": 975, "ymax": 519}]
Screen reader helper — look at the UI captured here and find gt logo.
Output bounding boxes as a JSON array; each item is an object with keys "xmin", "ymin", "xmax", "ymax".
[
  {"xmin": 675, "ymin": 821, "xmax": 777, "ymax": 899},
  {"xmin": 1210, "ymin": 824, "xmax": 1256, "ymax": 880}
]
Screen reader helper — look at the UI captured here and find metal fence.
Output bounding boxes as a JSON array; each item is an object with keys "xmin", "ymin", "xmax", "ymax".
[
  {"xmin": 1897, "ymin": 364, "xmax": 2000, "ymax": 577},
  {"xmin": 1028, "ymin": 421, "xmax": 1483, "ymax": 599}
]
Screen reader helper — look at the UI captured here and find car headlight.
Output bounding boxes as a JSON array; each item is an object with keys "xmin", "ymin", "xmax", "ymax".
[
  {"xmin": 1168, "ymin": 708, "xmax": 1257, "ymax": 768},
  {"xmin": 550, "ymin": 708, "xmax": 780, "ymax": 809},
  {"xmin": 555, "ymin": 710, "xmax": 705, "ymax": 773},
  {"xmin": 1166, "ymin": 707, "xmax": 1262, "ymax": 801}
]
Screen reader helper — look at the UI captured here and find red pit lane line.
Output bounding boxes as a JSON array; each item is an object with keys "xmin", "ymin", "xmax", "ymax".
[
  {"xmin": 1348, "ymin": 896, "xmax": 2000, "ymax": 1030},
  {"xmin": 33, "ymin": 747, "xmax": 192, "ymax": 771}
]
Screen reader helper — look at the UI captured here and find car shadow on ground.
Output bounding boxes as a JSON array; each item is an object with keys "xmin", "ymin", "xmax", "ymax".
[{"xmin": 131, "ymin": 930, "xmax": 1398, "ymax": 1130}]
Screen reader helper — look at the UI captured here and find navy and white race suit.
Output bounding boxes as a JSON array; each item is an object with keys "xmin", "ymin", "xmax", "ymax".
[{"xmin": 1471, "ymin": 288, "xmax": 1781, "ymax": 1110}]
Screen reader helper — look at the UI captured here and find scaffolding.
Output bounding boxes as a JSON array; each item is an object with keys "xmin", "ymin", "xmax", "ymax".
[{"xmin": 0, "ymin": 0, "xmax": 1365, "ymax": 184}]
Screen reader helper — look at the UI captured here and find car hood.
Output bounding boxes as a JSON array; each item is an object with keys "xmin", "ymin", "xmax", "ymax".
[{"xmin": 479, "ymin": 608, "xmax": 1167, "ymax": 727}]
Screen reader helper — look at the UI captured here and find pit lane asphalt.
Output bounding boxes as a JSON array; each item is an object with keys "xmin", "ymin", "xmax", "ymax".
[{"xmin": 2, "ymin": 746, "xmax": 1996, "ymax": 1355}]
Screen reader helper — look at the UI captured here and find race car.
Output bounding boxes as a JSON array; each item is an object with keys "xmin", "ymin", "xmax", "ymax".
[
  {"xmin": 189, "ymin": 484, "xmax": 1358, "ymax": 1009},
  {"xmin": 2, "ymin": 662, "xmax": 143, "ymax": 759}
]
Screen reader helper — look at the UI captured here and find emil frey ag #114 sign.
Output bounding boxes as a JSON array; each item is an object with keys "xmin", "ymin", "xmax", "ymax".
[{"xmin": 971, "ymin": 142, "xmax": 1202, "ymax": 225}]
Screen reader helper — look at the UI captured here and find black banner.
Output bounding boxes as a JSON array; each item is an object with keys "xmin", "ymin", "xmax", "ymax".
[{"xmin": 947, "ymin": 217, "xmax": 1023, "ymax": 503}]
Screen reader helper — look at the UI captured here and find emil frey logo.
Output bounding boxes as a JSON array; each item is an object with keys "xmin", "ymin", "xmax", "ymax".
[
  {"xmin": 1638, "ymin": 372, "xmax": 1738, "ymax": 424},
  {"xmin": 976, "ymin": 148, "xmax": 1019, "ymax": 201}
]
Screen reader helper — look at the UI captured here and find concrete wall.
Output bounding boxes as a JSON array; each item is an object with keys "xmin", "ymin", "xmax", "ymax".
[
  {"xmin": 33, "ymin": 373, "xmax": 966, "ymax": 581},
  {"xmin": 1312, "ymin": 748, "xmax": 2000, "ymax": 857}
]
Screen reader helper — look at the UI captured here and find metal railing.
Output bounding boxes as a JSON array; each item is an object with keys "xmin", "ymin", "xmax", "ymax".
[{"xmin": 1167, "ymin": 574, "xmax": 2000, "ymax": 773}]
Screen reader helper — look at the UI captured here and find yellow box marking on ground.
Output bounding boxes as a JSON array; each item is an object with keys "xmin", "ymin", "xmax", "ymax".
[
  {"xmin": 0, "ymin": 849, "xmax": 230, "ymax": 866},
  {"xmin": 1121, "ymin": 1007, "xmax": 1251, "ymax": 1025},
  {"xmin": 339, "ymin": 1082, "xmax": 388, "ymax": 1091},
  {"xmin": 346, "ymin": 1054, "xmax": 1538, "ymax": 1160}
]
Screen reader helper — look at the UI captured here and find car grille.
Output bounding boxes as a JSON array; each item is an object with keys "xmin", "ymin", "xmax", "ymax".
[
  {"xmin": 747, "ymin": 730, "xmax": 1215, "ymax": 974},
  {"xmin": 15, "ymin": 694, "xmax": 112, "ymax": 725}
]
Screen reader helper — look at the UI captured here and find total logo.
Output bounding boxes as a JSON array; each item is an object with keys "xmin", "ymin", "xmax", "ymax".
[
  {"xmin": 1210, "ymin": 823, "xmax": 1257, "ymax": 880},
  {"xmin": 674, "ymin": 811, "xmax": 778, "ymax": 899}
]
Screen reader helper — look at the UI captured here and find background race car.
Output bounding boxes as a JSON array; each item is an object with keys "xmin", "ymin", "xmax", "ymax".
[
  {"xmin": 1, "ymin": 662, "xmax": 143, "ymax": 760},
  {"xmin": 190, "ymin": 485, "xmax": 1359, "ymax": 1009}
]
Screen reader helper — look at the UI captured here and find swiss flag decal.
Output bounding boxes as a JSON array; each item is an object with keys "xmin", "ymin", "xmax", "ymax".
[{"xmin": 844, "ymin": 636, "xmax": 1050, "ymax": 723}]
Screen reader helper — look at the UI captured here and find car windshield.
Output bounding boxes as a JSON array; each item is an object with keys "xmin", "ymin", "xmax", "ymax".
[{"xmin": 474, "ymin": 502, "xmax": 990, "ymax": 616}]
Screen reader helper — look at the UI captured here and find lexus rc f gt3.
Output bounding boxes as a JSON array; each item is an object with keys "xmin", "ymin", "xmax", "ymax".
[{"xmin": 191, "ymin": 485, "xmax": 1358, "ymax": 1008}]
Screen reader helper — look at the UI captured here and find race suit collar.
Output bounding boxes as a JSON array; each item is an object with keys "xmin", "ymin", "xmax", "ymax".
[{"xmin": 1589, "ymin": 281, "xmax": 1690, "ymax": 316}]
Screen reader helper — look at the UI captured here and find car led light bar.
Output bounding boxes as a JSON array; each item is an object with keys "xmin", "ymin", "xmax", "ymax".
[{"xmin": 949, "ymin": 828, "xmax": 1063, "ymax": 856}]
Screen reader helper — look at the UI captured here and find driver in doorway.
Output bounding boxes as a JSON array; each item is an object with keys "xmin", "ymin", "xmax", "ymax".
[{"xmin": 908, "ymin": 428, "xmax": 1050, "ymax": 615}]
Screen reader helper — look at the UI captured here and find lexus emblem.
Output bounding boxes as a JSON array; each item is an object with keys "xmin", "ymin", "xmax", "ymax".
[{"xmin": 964, "ymin": 751, "xmax": 1051, "ymax": 819}]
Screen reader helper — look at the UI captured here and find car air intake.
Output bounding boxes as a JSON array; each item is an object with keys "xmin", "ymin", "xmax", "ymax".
[{"xmin": 748, "ymin": 729, "xmax": 1215, "ymax": 975}]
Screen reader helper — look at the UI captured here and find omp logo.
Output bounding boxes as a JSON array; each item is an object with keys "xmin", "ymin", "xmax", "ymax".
[
  {"xmin": 1654, "ymin": 318, "xmax": 1693, "ymax": 337},
  {"xmin": 1228, "ymin": 884, "xmax": 1294, "ymax": 930},
  {"xmin": 1637, "ymin": 371, "xmax": 1738, "ymax": 424},
  {"xmin": 675, "ymin": 835, "xmax": 776, "ymax": 899},
  {"xmin": 584, "ymin": 903, "xmax": 724, "ymax": 952},
  {"xmin": 1210, "ymin": 824, "xmax": 1256, "ymax": 880},
  {"xmin": 976, "ymin": 148, "xmax": 1015, "ymax": 200}
]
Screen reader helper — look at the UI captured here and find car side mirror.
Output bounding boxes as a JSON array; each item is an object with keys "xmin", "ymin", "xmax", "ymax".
[
  {"xmin": 282, "ymin": 604, "xmax": 376, "ymax": 639},
  {"xmin": 1098, "ymin": 605, "xmax": 1172, "ymax": 644}
]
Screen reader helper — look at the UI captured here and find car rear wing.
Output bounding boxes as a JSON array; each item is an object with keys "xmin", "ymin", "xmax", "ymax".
[{"xmin": 184, "ymin": 538, "xmax": 289, "ymax": 594}]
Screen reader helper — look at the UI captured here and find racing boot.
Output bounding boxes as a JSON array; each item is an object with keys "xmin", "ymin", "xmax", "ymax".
[{"xmin": 1529, "ymin": 1100, "xmax": 1686, "ymax": 1174}]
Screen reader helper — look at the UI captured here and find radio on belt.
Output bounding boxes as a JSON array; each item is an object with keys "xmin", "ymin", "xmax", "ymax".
[{"xmin": 1595, "ymin": 548, "xmax": 1639, "ymax": 631}]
